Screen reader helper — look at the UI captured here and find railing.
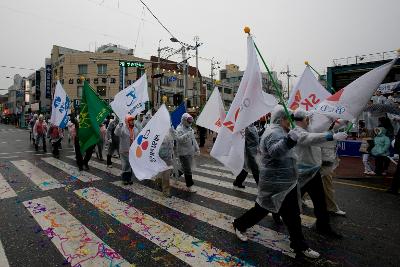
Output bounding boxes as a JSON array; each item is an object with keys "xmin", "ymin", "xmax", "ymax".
[{"xmin": 332, "ymin": 50, "xmax": 398, "ymax": 66}]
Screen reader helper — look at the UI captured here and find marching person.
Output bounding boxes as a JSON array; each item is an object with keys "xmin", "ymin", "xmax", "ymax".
[
  {"xmin": 233, "ymin": 105, "xmax": 320, "ymax": 259},
  {"xmin": 70, "ymin": 115, "xmax": 95, "ymax": 171},
  {"xmin": 233, "ymin": 124, "xmax": 260, "ymax": 188},
  {"xmin": 106, "ymin": 115, "xmax": 120, "ymax": 168},
  {"xmin": 33, "ymin": 114, "xmax": 48, "ymax": 152},
  {"xmin": 115, "ymin": 114, "xmax": 139, "ymax": 185},
  {"xmin": 156, "ymin": 127, "xmax": 175, "ymax": 197},
  {"xmin": 29, "ymin": 114, "xmax": 38, "ymax": 144},
  {"xmin": 48, "ymin": 123, "xmax": 63, "ymax": 158},
  {"xmin": 175, "ymin": 113, "xmax": 199, "ymax": 193},
  {"xmin": 96, "ymin": 123, "xmax": 106, "ymax": 161},
  {"xmin": 292, "ymin": 109, "xmax": 346, "ymax": 238}
]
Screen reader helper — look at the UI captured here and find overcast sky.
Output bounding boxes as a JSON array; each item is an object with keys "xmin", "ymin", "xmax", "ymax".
[{"xmin": 0, "ymin": 0, "xmax": 399, "ymax": 93}]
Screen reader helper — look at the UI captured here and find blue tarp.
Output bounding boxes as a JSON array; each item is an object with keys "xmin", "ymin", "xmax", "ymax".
[{"xmin": 171, "ymin": 102, "xmax": 186, "ymax": 129}]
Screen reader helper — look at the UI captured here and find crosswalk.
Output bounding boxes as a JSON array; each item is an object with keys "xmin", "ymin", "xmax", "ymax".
[{"xmin": 0, "ymin": 156, "xmax": 320, "ymax": 266}]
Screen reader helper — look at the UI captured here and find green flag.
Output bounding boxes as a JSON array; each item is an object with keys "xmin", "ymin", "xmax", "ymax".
[{"xmin": 78, "ymin": 81, "xmax": 112, "ymax": 154}]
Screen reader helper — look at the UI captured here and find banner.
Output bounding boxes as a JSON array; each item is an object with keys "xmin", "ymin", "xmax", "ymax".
[
  {"xmin": 196, "ymin": 87, "xmax": 225, "ymax": 133},
  {"xmin": 378, "ymin": 81, "xmax": 400, "ymax": 94},
  {"xmin": 45, "ymin": 64, "xmax": 52, "ymax": 99},
  {"xmin": 171, "ymin": 102, "xmax": 186, "ymax": 129},
  {"xmin": 288, "ymin": 66, "xmax": 331, "ymax": 111},
  {"xmin": 129, "ymin": 104, "xmax": 172, "ymax": 180},
  {"xmin": 50, "ymin": 81, "xmax": 70, "ymax": 128},
  {"xmin": 111, "ymin": 74, "xmax": 148, "ymax": 120}
]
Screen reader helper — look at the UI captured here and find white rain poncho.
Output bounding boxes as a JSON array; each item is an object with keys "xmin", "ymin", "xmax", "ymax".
[
  {"xmin": 175, "ymin": 113, "xmax": 199, "ymax": 157},
  {"xmin": 256, "ymin": 107, "xmax": 299, "ymax": 213},
  {"xmin": 244, "ymin": 125, "xmax": 260, "ymax": 171}
]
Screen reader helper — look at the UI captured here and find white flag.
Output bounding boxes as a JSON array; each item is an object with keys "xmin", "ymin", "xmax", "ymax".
[
  {"xmin": 316, "ymin": 57, "xmax": 398, "ymax": 120},
  {"xmin": 230, "ymin": 37, "xmax": 277, "ymax": 133},
  {"xmin": 288, "ymin": 66, "xmax": 331, "ymax": 111},
  {"xmin": 196, "ymin": 87, "xmax": 226, "ymax": 133},
  {"xmin": 129, "ymin": 104, "xmax": 172, "ymax": 180},
  {"xmin": 111, "ymin": 74, "xmax": 149, "ymax": 121},
  {"xmin": 50, "ymin": 81, "xmax": 70, "ymax": 128},
  {"xmin": 211, "ymin": 35, "xmax": 276, "ymax": 175}
]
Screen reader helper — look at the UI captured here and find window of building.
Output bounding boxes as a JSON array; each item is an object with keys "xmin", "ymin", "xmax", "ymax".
[
  {"xmin": 77, "ymin": 86, "xmax": 83, "ymax": 98},
  {"xmin": 137, "ymin": 68, "xmax": 145, "ymax": 79},
  {"xmin": 78, "ymin": 64, "xmax": 88, "ymax": 75},
  {"xmin": 94, "ymin": 78, "xmax": 98, "ymax": 84},
  {"xmin": 206, "ymin": 84, "xmax": 212, "ymax": 91},
  {"xmin": 101, "ymin": 77, "xmax": 107, "ymax": 84},
  {"xmin": 225, "ymin": 88, "xmax": 232, "ymax": 95},
  {"xmin": 110, "ymin": 78, "xmax": 116, "ymax": 84},
  {"xmin": 59, "ymin": 67, "xmax": 63, "ymax": 78},
  {"xmin": 97, "ymin": 64, "xmax": 107, "ymax": 75},
  {"xmin": 97, "ymin": 86, "xmax": 106, "ymax": 96},
  {"xmin": 177, "ymin": 79, "xmax": 184, "ymax": 88},
  {"xmin": 161, "ymin": 76, "xmax": 170, "ymax": 86}
]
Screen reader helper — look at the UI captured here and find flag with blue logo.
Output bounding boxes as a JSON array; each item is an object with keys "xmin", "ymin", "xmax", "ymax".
[
  {"xmin": 110, "ymin": 74, "xmax": 148, "ymax": 121},
  {"xmin": 50, "ymin": 81, "xmax": 70, "ymax": 128},
  {"xmin": 171, "ymin": 102, "xmax": 186, "ymax": 129}
]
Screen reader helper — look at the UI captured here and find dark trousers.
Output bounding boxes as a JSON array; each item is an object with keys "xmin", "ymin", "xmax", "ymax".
[
  {"xmin": 301, "ymin": 172, "xmax": 330, "ymax": 229},
  {"xmin": 74, "ymin": 138, "xmax": 95, "ymax": 169},
  {"xmin": 389, "ymin": 161, "xmax": 400, "ymax": 192},
  {"xmin": 106, "ymin": 141, "xmax": 119, "ymax": 166},
  {"xmin": 35, "ymin": 134, "xmax": 46, "ymax": 152},
  {"xmin": 179, "ymin": 155, "xmax": 194, "ymax": 187},
  {"xmin": 234, "ymin": 186, "xmax": 308, "ymax": 252},
  {"xmin": 52, "ymin": 139, "xmax": 61, "ymax": 157},
  {"xmin": 375, "ymin": 156, "xmax": 388, "ymax": 175},
  {"xmin": 234, "ymin": 163, "xmax": 260, "ymax": 186}
]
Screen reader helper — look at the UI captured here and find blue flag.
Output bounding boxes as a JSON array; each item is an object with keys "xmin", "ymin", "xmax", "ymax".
[{"xmin": 171, "ymin": 102, "xmax": 186, "ymax": 129}]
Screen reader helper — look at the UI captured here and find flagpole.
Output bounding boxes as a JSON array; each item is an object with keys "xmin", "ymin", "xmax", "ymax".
[
  {"xmin": 305, "ymin": 61, "xmax": 335, "ymax": 94},
  {"xmin": 244, "ymin": 27, "xmax": 295, "ymax": 128}
]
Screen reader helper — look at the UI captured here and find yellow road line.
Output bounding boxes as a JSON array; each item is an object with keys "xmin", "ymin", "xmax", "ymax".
[{"xmin": 334, "ymin": 181, "xmax": 386, "ymax": 191}]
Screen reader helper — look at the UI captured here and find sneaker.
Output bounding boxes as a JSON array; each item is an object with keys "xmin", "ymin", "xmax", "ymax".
[
  {"xmin": 186, "ymin": 186, "xmax": 197, "ymax": 193},
  {"xmin": 334, "ymin": 210, "xmax": 346, "ymax": 216},
  {"xmin": 123, "ymin": 180, "xmax": 130, "ymax": 185},
  {"xmin": 366, "ymin": 171, "xmax": 376, "ymax": 175},
  {"xmin": 233, "ymin": 224, "xmax": 248, "ymax": 242},
  {"xmin": 272, "ymin": 213, "xmax": 283, "ymax": 225},
  {"xmin": 300, "ymin": 248, "xmax": 320, "ymax": 259},
  {"xmin": 233, "ymin": 183, "xmax": 245, "ymax": 189},
  {"xmin": 107, "ymin": 165, "xmax": 113, "ymax": 168}
]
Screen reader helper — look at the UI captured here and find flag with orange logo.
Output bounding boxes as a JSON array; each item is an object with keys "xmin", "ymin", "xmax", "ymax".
[
  {"xmin": 129, "ymin": 104, "xmax": 172, "ymax": 180},
  {"xmin": 196, "ymin": 87, "xmax": 226, "ymax": 133}
]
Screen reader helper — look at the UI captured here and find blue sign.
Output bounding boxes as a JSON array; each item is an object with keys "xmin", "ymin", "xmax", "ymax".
[
  {"xmin": 119, "ymin": 65, "xmax": 124, "ymax": 91},
  {"xmin": 168, "ymin": 76, "xmax": 177, "ymax": 82},
  {"xmin": 45, "ymin": 64, "xmax": 52, "ymax": 99}
]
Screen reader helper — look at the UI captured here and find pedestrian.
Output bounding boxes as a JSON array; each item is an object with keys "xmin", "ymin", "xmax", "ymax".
[
  {"xmin": 33, "ymin": 114, "xmax": 47, "ymax": 152},
  {"xmin": 96, "ymin": 123, "xmax": 106, "ymax": 161},
  {"xmin": 292, "ymin": 109, "xmax": 345, "ymax": 238},
  {"xmin": 233, "ymin": 105, "xmax": 320, "ymax": 259},
  {"xmin": 106, "ymin": 116, "xmax": 120, "ymax": 168},
  {"xmin": 387, "ymin": 128, "xmax": 400, "ymax": 194},
  {"xmin": 155, "ymin": 128, "xmax": 175, "ymax": 197},
  {"xmin": 359, "ymin": 130, "xmax": 375, "ymax": 175},
  {"xmin": 29, "ymin": 114, "xmax": 38, "ymax": 144},
  {"xmin": 371, "ymin": 127, "xmax": 391, "ymax": 176},
  {"xmin": 175, "ymin": 113, "xmax": 199, "ymax": 193},
  {"xmin": 115, "ymin": 114, "xmax": 139, "ymax": 185},
  {"xmin": 198, "ymin": 126, "xmax": 207, "ymax": 148},
  {"xmin": 233, "ymin": 124, "xmax": 260, "ymax": 188},
  {"xmin": 48, "ymin": 124, "xmax": 63, "ymax": 158},
  {"xmin": 71, "ymin": 115, "xmax": 95, "ymax": 171}
]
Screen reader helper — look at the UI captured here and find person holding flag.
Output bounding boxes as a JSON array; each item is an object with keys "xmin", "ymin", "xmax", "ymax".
[
  {"xmin": 175, "ymin": 113, "xmax": 199, "ymax": 192},
  {"xmin": 115, "ymin": 115, "xmax": 140, "ymax": 185},
  {"xmin": 77, "ymin": 79, "xmax": 112, "ymax": 171},
  {"xmin": 233, "ymin": 105, "xmax": 320, "ymax": 259}
]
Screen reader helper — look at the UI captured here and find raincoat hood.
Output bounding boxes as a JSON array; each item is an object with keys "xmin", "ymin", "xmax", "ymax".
[
  {"xmin": 125, "ymin": 114, "xmax": 134, "ymax": 126},
  {"xmin": 181, "ymin": 113, "xmax": 193, "ymax": 127}
]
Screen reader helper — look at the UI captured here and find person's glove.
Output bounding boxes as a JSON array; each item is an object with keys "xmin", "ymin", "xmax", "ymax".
[
  {"xmin": 288, "ymin": 130, "xmax": 299, "ymax": 142},
  {"xmin": 333, "ymin": 132, "xmax": 348, "ymax": 141}
]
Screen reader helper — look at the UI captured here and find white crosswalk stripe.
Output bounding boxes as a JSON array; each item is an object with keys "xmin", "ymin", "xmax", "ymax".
[
  {"xmin": 23, "ymin": 196, "xmax": 131, "ymax": 267},
  {"xmin": 11, "ymin": 160, "xmax": 65, "ymax": 190},
  {"xmin": 0, "ymin": 173, "xmax": 17, "ymax": 199},
  {"xmin": 71, "ymin": 156, "xmax": 316, "ymax": 228},
  {"xmin": 0, "ymin": 238, "xmax": 10, "ymax": 267},
  {"xmin": 200, "ymin": 164, "xmax": 231, "ymax": 172},
  {"xmin": 42, "ymin": 157, "xmax": 102, "ymax": 182},
  {"xmin": 75, "ymin": 187, "xmax": 254, "ymax": 266},
  {"xmin": 193, "ymin": 174, "xmax": 259, "ymax": 195},
  {"xmin": 113, "ymin": 181, "xmax": 295, "ymax": 257},
  {"xmin": 196, "ymin": 167, "xmax": 257, "ymax": 185}
]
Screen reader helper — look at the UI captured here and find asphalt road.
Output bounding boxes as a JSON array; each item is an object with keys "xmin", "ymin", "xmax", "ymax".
[{"xmin": 0, "ymin": 123, "xmax": 399, "ymax": 267}]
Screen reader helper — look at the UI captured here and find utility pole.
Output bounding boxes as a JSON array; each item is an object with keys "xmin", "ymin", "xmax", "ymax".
[
  {"xmin": 157, "ymin": 42, "xmax": 161, "ymax": 108},
  {"xmin": 194, "ymin": 36, "xmax": 200, "ymax": 106},
  {"xmin": 209, "ymin": 58, "xmax": 220, "ymax": 101},
  {"xmin": 280, "ymin": 65, "xmax": 296, "ymax": 99},
  {"xmin": 182, "ymin": 46, "xmax": 188, "ymax": 103}
]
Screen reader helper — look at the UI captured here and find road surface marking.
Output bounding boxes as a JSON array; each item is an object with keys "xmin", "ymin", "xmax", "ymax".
[
  {"xmin": 113, "ymin": 181, "xmax": 295, "ymax": 257},
  {"xmin": 0, "ymin": 173, "xmax": 17, "ymax": 199},
  {"xmin": 23, "ymin": 196, "xmax": 131, "ymax": 267},
  {"xmin": 75, "ymin": 187, "xmax": 254, "ymax": 267},
  {"xmin": 0, "ymin": 156, "xmax": 19, "ymax": 159},
  {"xmin": 201, "ymin": 164, "xmax": 231, "ymax": 172},
  {"xmin": 67, "ymin": 156, "xmax": 122, "ymax": 177},
  {"xmin": 42, "ymin": 157, "xmax": 102, "ymax": 183},
  {"xmin": 11, "ymin": 160, "xmax": 65, "ymax": 190},
  {"xmin": 0, "ymin": 238, "xmax": 10, "ymax": 267},
  {"xmin": 196, "ymin": 167, "xmax": 257, "ymax": 185},
  {"xmin": 334, "ymin": 181, "xmax": 386, "ymax": 191}
]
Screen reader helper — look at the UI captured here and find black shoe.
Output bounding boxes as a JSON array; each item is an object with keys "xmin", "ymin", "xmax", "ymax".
[
  {"xmin": 233, "ymin": 182, "xmax": 245, "ymax": 189},
  {"xmin": 316, "ymin": 227, "xmax": 343, "ymax": 239},
  {"xmin": 78, "ymin": 166, "xmax": 84, "ymax": 171},
  {"xmin": 272, "ymin": 213, "xmax": 283, "ymax": 225},
  {"xmin": 127, "ymin": 180, "xmax": 133, "ymax": 185},
  {"xmin": 83, "ymin": 164, "xmax": 89, "ymax": 171},
  {"xmin": 123, "ymin": 180, "xmax": 130, "ymax": 185}
]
